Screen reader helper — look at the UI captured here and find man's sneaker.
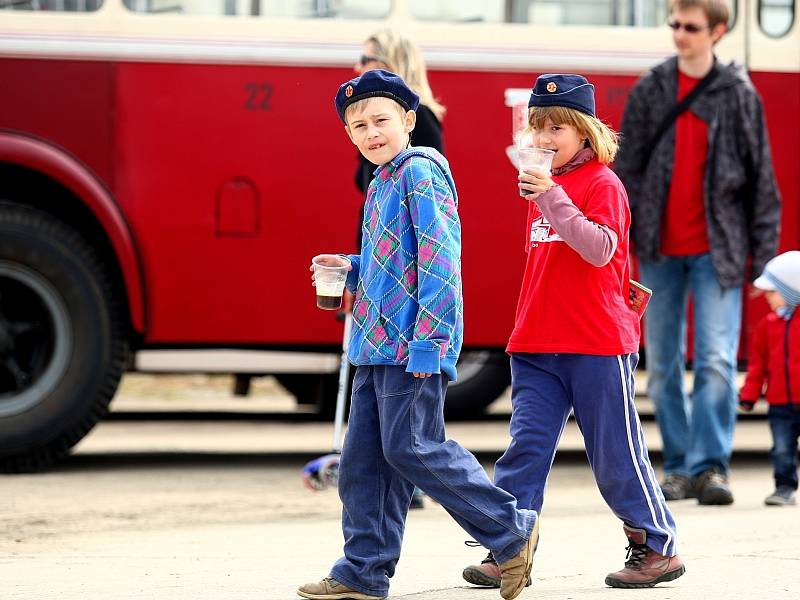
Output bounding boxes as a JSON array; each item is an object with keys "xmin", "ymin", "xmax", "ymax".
[
  {"xmin": 497, "ymin": 518, "xmax": 539, "ymax": 600},
  {"xmin": 659, "ymin": 474, "xmax": 695, "ymax": 501},
  {"xmin": 605, "ymin": 524, "xmax": 686, "ymax": 589},
  {"xmin": 693, "ymin": 469, "xmax": 734, "ymax": 505},
  {"xmin": 297, "ymin": 576, "xmax": 385, "ymax": 600},
  {"xmin": 765, "ymin": 486, "xmax": 797, "ymax": 506},
  {"xmin": 462, "ymin": 552, "xmax": 532, "ymax": 588}
]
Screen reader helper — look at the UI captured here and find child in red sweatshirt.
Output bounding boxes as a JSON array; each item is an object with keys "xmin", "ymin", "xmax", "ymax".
[
  {"xmin": 462, "ymin": 74, "xmax": 683, "ymax": 590},
  {"xmin": 739, "ymin": 250, "xmax": 800, "ymax": 506}
]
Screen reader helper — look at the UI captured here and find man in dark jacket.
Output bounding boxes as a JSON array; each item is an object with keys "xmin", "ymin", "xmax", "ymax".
[{"xmin": 615, "ymin": 0, "xmax": 781, "ymax": 506}]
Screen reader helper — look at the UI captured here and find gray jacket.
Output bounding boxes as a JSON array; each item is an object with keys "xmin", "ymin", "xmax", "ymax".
[{"xmin": 615, "ymin": 56, "xmax": 781, "ymax": 287}]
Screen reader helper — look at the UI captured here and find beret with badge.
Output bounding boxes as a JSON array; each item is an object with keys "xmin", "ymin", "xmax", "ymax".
[
  {"xmin": 335, "ymin": 69, "xmax": 420, "ymax": 123},
  {"xmin": 528, "ymin": 73, "xmax": 596, "ymax": 118}
]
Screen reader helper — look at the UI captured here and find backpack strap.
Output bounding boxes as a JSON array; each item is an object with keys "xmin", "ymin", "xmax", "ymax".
[{"xmin": 638, "ymin": 60, "xmax": 721, "ymax": 172}]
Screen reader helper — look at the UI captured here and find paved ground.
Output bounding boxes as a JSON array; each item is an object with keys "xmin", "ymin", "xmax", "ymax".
[
  {"xmin": 2, "ymin": 454, "xmax": 797, "ymax": 600},
  {"xmin": 1, "ymin": 373, "xmax": 796, "ymax": 599}
]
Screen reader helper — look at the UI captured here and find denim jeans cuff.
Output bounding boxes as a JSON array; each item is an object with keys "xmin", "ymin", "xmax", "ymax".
[
  {"xmin": 492, "ymin": 512, "xmax": 538, "ymax": 565},
  {"xmin": 328, "ymin": 568, "xmax": 387, "ymax": 597}
]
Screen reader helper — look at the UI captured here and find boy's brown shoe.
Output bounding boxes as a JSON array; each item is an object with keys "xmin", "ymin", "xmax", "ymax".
[
  {"xmin": 604, "ymin": 525, "xmax": 685, "ymax": 589},
  {"xmin": 497, "ymin": 518, "xmax": 539, "ymax": 600},
  {"xmin": 296, "ymin": 576, "xmax": 385, "ymax": 600},
  {"xmin": 462, "ymin": 552, "xmax": 533, "ymax": 588}
]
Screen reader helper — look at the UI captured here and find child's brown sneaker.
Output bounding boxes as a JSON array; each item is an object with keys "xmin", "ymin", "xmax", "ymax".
[
  {"xmin": 462, "ymin": 552, "xmax": 532, "ymax": 588},
  {"xmin": 296, "ymin": 576, "xmax": 385, "ymax": 600},
  {"xmin": 604, "ymin": 525, "xmax": 685, "ymax": 589},
  {"xmin": 497, "ymin": 518, "xmax": 539, "ymax": 600}
]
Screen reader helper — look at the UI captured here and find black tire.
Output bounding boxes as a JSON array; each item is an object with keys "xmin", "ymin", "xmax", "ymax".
[
  {"xmin": 0, "ymin": 203, "xmax": 127, "ymax": 473},
  {"xmin": 444, "ymin": 351, "xmax": 510, "ymax": 420},
  {"xmin": 276, "ymin": 371, "xmax": 349, "ymax": 419}
]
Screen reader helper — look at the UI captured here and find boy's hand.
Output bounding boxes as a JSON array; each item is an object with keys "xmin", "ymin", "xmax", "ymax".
[
  {"xmin": 738, "ymin": 399, "xmax": 755, "ymax": 412},
  {"xmin": 413, "ymin": 372, "xmax": 432, "ymax": 378},
  {"xmin": 519, "ymin": 168, "xmax": 555, "ymax": 199},
  {"xmin": 309, "ymin": 254, "xmax": 352, "ymax": 284}
]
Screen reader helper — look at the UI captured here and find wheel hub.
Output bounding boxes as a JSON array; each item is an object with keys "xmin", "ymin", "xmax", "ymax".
[{"xmin": 0, "ymin": 261, "xmax": 72, "ymax": 416}]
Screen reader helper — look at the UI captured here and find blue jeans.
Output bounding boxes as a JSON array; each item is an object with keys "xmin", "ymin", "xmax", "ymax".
[
  {"xmin": 330, "ymin": 365, "xmax": 536, "ymax": 597},
  {"xmin": 639, "ymin": 253, "xmax": 741, "ymax": 478},
  {"xmin": 768, "ymin": 405, "xmax": 800, "ymax": 490}
]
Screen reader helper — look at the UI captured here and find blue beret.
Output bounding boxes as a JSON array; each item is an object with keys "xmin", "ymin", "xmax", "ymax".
[
  {"xmin": 528, "ymin": 74, "xmax": 596, "ymax": 117},
  {"xmin": 335, "ymin": 69, "xmax": 420, "ymax": 122}
]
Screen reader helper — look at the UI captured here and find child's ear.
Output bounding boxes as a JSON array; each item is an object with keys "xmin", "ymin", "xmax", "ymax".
[
  {"xmin": 404, "ymin": 110, "xmax": 417, "ymax": 133},
  {"xmin": 344, "ymin": 125, "xmax": 356, "ymax": 144}
]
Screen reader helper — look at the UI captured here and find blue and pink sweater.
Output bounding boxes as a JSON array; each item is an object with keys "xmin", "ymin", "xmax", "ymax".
[{"xmin": 346, "ymin": 147, "xmax": 463, "ymax": 381}]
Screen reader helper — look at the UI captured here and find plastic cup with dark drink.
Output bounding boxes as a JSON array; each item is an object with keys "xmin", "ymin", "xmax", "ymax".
[
  {"xmin": 518, "ymin": 147, "xmax": 555, "ymax": 197},
  {"xmin": 311, "ymin": 255, "xmax": 351, "ymax": 310}
]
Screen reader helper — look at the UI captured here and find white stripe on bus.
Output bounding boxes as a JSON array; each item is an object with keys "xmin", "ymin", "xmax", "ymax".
[{"xmin": 0, "ymin": 34, "xmax": 667, "ymax": 73}]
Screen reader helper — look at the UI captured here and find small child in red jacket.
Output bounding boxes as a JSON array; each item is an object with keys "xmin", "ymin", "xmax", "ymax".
[{"xmin": 740, "ymin": 250, "xmax": 800, "ymax": 506}]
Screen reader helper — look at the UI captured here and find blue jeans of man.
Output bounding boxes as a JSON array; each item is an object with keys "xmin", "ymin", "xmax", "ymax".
[
  {"xmin": 330, "ymin": 365, "xmax": 536, "ymax": 597},
  {"xmin": 768, "ymin": 405, "xmax": 800, "ymax": 490},
  {"xmin": 639, "ymin": 253, "xmax": 742, "ymax": 478},
  {"xmin": 494, "ymin": 353, "xmax": 678, "ymax": 557}
]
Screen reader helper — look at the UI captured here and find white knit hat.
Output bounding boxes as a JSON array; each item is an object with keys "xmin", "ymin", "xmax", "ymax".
[{"xmin": 754, "ymin": 250, "xmax": 800, "ymax": 305}]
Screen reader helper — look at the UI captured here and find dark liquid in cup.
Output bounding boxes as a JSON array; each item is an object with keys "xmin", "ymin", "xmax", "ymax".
[{"xmin": 316, "ymin": 294, "xmax": 343, "ymax": 310}]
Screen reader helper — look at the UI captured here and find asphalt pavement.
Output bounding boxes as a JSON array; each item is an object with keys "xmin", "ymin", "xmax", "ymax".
[{"xmin": 2, "ymin": 373, "xmax": 797, "ymax": 599}]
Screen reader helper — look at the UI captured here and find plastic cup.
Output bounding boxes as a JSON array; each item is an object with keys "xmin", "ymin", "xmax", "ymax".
[
  {"xmin": 311, "ymin": 255, "xmax": 350, "ymax": 310},
  {"xmin": 518, "ymin": 147, "xmax": 555, "ymax": 197}
]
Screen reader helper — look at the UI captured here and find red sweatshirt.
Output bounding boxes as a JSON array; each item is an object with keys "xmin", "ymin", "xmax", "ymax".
[
  {"xmin": 507, "ymin": 159, "xmax": 640, "ymax": 355},
  {"xmin": 740, "ymin": 312, "xmax": 800, "ymax": 406}
]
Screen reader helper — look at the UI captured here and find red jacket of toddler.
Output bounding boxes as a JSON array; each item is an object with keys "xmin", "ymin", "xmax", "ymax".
[{"xmin": 740, "ymin": 312, "xmax": 800, "ymax": 406}]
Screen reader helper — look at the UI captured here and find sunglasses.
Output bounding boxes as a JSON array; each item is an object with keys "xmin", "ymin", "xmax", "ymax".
[
  {"xmin": 667, "ymin": 20, "xmax": 712, "ymax": 33},
  {"xmin": 359, "ymin": 55, "xmax": 382, "ymax": 66}
]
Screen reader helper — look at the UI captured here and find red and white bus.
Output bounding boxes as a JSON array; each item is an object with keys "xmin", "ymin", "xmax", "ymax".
[{"xmin": 0, "ymin": 0, "xmax": 797, "ymax": 470}]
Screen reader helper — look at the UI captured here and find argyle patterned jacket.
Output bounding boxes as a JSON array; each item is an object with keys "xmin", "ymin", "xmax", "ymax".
[{"xmin": 345, "ymin": 147, "xmax": 463, "ymax": 381}]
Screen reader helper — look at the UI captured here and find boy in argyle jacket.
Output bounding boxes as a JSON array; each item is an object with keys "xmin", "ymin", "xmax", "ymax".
[{"xmin": 298, "ymin": 70, "xmax": 538, "ymax": 600}]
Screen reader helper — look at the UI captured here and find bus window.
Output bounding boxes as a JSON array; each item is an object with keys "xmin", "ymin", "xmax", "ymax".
[
  {"xmin": 122, "ymin": 0, "xmax": 390, "ymax": 18},
  {"xmin": 408, "ymin": 0, "xmax": 669, "ymax": 26},
  {"xmin": 759, "ymin": 0, "xmax": 795, "ymax": 37},
  {"xmin": 0, "ymin": 0, "xmax": 102, "ymax": 10}
]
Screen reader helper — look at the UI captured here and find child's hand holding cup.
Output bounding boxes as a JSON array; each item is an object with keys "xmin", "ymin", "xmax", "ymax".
[
  {"xmin": 518, "ymin": 147, "xmax": 555, "ymax": 199},
  {"xmin": 310, "ymin": 254, "xmax": 351, "ymax": 310}
]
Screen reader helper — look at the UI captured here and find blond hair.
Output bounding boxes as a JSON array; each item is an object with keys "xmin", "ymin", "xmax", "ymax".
[
  {"xmin": 365, "ymin": 29, "xmax": 446, "ymax": 122},
  {"xmin": 669, "ymin": 0, "xmax": 730, "ymax": 29},
  {"xmin": 528, "ymin": 106, "xmax": 619, "ymax": 165}
]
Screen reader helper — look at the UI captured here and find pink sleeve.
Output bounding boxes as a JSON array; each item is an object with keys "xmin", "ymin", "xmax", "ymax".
[{"xmin": 534, "ymin": 185, "xmax": 618, "ymax": 267}]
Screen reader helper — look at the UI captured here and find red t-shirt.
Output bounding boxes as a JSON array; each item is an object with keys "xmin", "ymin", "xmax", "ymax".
[
  {"xmin": 660, "ymin": 70, "xmax": 710, "ymax": 256},
  {"xmin": 506, "ymin": 160, "xmax": 640, "ymax": 355}
]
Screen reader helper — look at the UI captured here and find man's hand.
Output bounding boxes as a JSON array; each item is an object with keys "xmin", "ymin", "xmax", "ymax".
[
  {"xmin": 739, "ymin": 399, "xmax": 755, "ymax": 412},
  {"xmin": 413, "ymin": 372, "xmax": 432, "ymax": 378}
]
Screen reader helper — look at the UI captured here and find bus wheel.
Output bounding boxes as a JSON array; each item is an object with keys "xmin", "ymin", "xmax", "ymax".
[
  {"xmin": 277, "ymin": 372, "xmax": 348, "ymax": 419},
  {"xmin": 444, "ymin": 351, "xmax": 510, "ymax": 420},
  {"xmin": 0, "ymin": 204, "xmax": 127, "ymax": 473}
]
